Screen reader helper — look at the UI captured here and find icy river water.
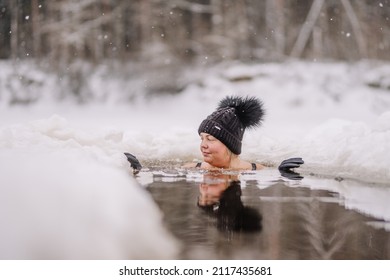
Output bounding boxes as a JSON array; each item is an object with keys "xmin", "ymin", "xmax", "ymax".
[{"xmin": 139, "ymin": 167, "xmax": 390, "ymax": 260}]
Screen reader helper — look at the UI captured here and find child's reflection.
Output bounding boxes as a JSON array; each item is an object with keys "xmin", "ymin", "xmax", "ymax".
[{"xmin": 198, "ymin": 173, "xmax": 262, "ymax": 233}]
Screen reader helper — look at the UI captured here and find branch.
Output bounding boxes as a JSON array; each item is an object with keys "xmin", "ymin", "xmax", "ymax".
[
  {"xmin": 170, "ymin": 0, "xmax": 213, "ymax": 14},
  {"xmin": 340, "ymin": 0, "xmax": 367, "ymax": 57},
  {"xmin": 290, "ymin": 0, "xmax": 325, "ymax": 57}
]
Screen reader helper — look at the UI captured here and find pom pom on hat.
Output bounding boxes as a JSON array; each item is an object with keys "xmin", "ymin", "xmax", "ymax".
[{"xmin": 217, "ymin": 96, "xmax": 264, "ymax": 129}]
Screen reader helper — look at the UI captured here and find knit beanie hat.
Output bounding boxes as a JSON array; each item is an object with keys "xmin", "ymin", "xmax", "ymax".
[{"xmin": 198, "ymin": 96, "xmax": 265, "ymax": 155}]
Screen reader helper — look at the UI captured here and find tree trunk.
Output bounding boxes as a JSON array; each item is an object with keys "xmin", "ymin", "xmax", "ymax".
[
  {"xmin": 10, "ymin": 0, "xmax": 18, "ymax": 60},
  {"xmin": 290, "ymin": 0, "xmax": 324, "ymax": 58},
  {"xmin": 211, "ymin": 0, "xmax": 223, "ymax": 36},
  {"xmin": 266, "ymin": 0, "xmax": 285, "ymax": 57},
  {"xmin": 340, "ymin": 0, "xmax": 367, "ymax": 58},
  {"xmin": 234, "ymin": 0, "xmax": 250, "ymax": 59},
  {"xmin": 312, "ymin": 26, "xmax": 323, "ymax": 58},
  {"xmin": 31, "ymin": 0, "xmax": 41, "ymax": 58},
  {"xmin": 138, "ymin": 0, "xmax": 152, "ymax": 44}
]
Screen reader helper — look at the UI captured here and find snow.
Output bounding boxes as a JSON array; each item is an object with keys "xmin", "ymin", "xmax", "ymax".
[
  {"xmin": 0, "ymin": 116, "xmax": 179, "ymax": 259},
  {"xmin": 1, "ymin": 59, "xmax": 390, "ymax": 258}
]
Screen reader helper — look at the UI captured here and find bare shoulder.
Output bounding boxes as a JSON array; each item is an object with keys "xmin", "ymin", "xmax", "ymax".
[
  {"xmin": 183, "ymin": 162, "xmax": 214, "ymax": 169},
  {"xmin": 183, "ymin": 162, "xmax": 199, "ymax": 168},
  {"xmin": 255, "ymin": 163, "xmax": 265, "ymax": 170}
]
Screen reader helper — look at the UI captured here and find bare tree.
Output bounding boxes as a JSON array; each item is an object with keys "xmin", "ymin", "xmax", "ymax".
[
  {"xmin": 340, "ymin": 0, "xmax": 367, "ymax": 58},
  {"xmin": 290, "ymin": 0, "xmax": 325, "ymax": 58},
  {"xmin": 266, "ymin": 0, "xmax": 285, "ymax": 58},
  {"xmin": 30, "ymin": 0, "xmax": 41, "ymax": 58},
  {"xmin": 1, "ymin": 0, "xmax": 389, "ymax": 64},
  {"xmin": 10, "ymin": 0, "xmax": 18, "ymax": 60}
]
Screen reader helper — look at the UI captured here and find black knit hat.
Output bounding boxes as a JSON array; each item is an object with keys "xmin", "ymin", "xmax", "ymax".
[{"xmin": 198, "ymin": 96, "xmax": 265, "ymax": 155}]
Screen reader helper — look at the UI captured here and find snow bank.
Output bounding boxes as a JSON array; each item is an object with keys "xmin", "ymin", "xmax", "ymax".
[
  {"xmin": 1, "ymin": 60, "xmax": 390, "ymax": 180},
  {"xmin": 297, "ymin": 112, "xmax": 390, "ymax": 184},
  {"xmin": 1, "ymin": 59, "xmax": 390, "ymax": 258},
  {"xmin": 0, "ymin": 116, "xmax": 179, "ymax": 259}
]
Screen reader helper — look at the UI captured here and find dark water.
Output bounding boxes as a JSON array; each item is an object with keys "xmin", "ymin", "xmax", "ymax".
[{"xmin": 138, "ymin": 169, "xmax": 390, "ymax": 260}]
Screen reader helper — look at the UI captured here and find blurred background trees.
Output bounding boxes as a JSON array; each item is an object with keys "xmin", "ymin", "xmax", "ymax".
[
  {"xmin": 1, "ymin": 0, "xmax": 389, "ymax": 65},
  {"xmin": 0, "ymin": 0, "xmax": 388, "ymax": 103}
]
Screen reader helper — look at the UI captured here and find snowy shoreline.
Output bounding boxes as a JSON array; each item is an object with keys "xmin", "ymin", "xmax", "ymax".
[
  {"xmin": 1, "ymin": 59, "xmax": 389, "ymax": 183},
  {"xmin": 1, "ymin": 60, "xmax": 389, "ymax": 258}
]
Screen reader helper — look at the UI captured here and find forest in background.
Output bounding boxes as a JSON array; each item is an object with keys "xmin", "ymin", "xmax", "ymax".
[
  {"xmin": 0, "ymin": 0, "xmax": 389, "ymax": 104},
  {"xmin": 0, "ymin": 0, "xmax": 389, "ymax": 66}
]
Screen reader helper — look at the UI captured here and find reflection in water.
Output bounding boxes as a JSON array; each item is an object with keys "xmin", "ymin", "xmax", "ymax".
[
  {"xmin": 197, "ymin": 173, "xmax": 262, "ymax": 233},
  {"xmin": 286, "ymin": 194, "xmax": 363, "ymax": 259},
  {"xmin": 144, "ymin": 171, "xmax": 390, "ymax": 259}
]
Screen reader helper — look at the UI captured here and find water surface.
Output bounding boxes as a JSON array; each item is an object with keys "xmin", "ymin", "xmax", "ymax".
[{"xmin": 137, "ymin": 167, "xmax": 390, "ymax": 260}]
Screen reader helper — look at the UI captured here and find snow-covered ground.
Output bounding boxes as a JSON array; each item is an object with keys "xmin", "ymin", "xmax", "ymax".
[
  {"xmin": 2, "ymin": 60, "xmax": 389, "ymax": 181},
  {"xmin": 1, "ymin": 59, "xmax": 390, "ymax": 258}
]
